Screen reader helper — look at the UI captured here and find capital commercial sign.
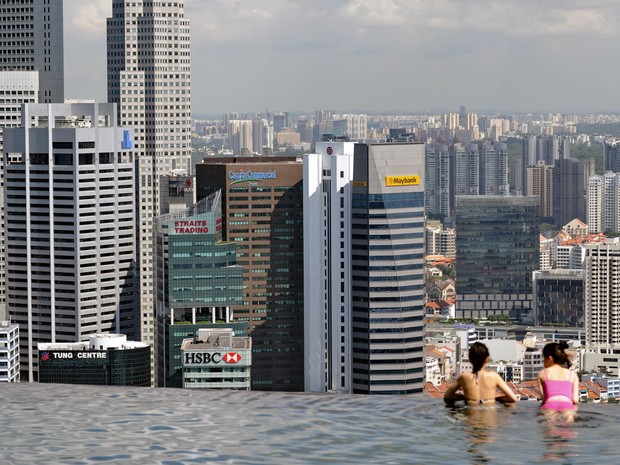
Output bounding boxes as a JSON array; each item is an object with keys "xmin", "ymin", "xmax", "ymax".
[{"xmin": 228, "ymin": 170, "xmax": 277, "ymax": 186}]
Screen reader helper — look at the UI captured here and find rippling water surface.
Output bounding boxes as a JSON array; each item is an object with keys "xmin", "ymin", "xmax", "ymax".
[{"xmin": 1, "ymin": 383, "xmax": 617, "ymax": 464}]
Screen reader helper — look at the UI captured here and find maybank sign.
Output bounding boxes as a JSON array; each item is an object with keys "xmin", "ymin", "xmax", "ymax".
[
  {"xmin": 385, "ymin": 175, "xmax": 420, "ymax": 187},
  {"xmin": 228, "ymin": 170, "xmax": 277, "ymax": 185}
]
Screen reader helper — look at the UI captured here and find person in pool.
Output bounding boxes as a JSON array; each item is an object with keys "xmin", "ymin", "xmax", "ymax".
[
  {"xmin": 444, "ymin": 342, "xmax": 518, "ymax": 406},
  {"xmin": 537, "ymin": 341, "xmax": 579, "ymax": 415}
]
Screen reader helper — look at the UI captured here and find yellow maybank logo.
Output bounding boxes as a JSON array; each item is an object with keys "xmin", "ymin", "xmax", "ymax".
[{"xmin": 385, "ymin": 175, "xmax": 420, "ymax": 187}]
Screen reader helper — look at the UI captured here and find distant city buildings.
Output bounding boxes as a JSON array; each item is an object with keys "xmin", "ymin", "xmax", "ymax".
[
  {"xmin": 587, "ymin": 172, "xmax": 620, "ymax": 234},
  {"xmin": 424, "ymin": 141, "xmax": 507, "ymax": 218},
  {"xmin": 304, "ymin": 142, "xmax": 426, "ymax": 395},
  {"xmin": 455, "ymin": 196, "xmax": 539, "ymax": 321},
  {"xmin": 426, "ymin": 225, "xmax": 456, "ymax": 258}
]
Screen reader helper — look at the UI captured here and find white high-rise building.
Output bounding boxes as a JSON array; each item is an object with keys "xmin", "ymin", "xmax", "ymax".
[
  {"xmin": 0, "ymin": 72, "xmax": 39, "ymax": 320},
  {"xmin": 0, "ymin": 0, "xmax": 64, "ymax": 103},
  {"xmin": 107, "ymin": 1, "xmax": 191, "ymax": 345},
  {"xmin": 228, "ymin": 120, "xmax": 253, "ymax": 155},
  {"xmin": 0, "ymin": 320, "xmax": 19, "ymax": 382},
  {"xmin": 304, "ymin": 142, "xmax": 426, "ymax": 394},
  {"xmin": 3, "ymin": 103, "xmax": 137, "ymax": 381},
  {"xmin": 587, "ymin": 172, "xmax": 620, "ymax": 234},
  {"xmin": 585, "ymin": 241, "xmax": 620, "ymax": 352}
]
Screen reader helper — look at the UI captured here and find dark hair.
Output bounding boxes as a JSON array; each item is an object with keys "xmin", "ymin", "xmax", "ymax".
[
  {"xmin": 542, "ymin": 341, "xmax": 572, "ymax": 368},
  {"xmin": 469, "ymin": 342, "xmax": 490, "ymax": 374}
]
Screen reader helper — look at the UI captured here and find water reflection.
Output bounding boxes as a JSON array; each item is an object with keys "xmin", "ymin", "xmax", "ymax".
[
  {"xmin": 449, "ymin": 404, "xmax": 514, "ymax": 465},
  {"xmin": 539, "ymin": 414, "xmax": 579, "ymax": 463}
]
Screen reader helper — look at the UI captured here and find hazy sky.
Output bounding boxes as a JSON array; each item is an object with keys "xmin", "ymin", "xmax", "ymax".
[{"xmin": 64, "ymin": 0, "xmax": 620, "ymax": 117}]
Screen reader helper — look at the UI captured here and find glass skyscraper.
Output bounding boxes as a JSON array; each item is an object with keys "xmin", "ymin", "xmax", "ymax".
[{"xmin": 456, "ymin": 196, "xmax": 539, "ymax": 321}]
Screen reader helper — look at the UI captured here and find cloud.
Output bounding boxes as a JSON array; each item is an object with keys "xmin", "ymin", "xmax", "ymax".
[{"xmin": 67, "ymin": 0, "xmax": 110, "ymax": 37}]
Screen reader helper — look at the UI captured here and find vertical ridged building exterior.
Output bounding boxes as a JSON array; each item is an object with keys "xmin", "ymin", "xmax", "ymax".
[
  {"xmin": 3, "ymin": 103, "xmax": 137, "ymax": 381},
  {"xmin": 0, "ymin": 0, "xmax": 64, "ymax": 103},
  {"xmin": 585, "ymin": 242, "xmax": 620, "ymax": 350},
  {"xmin": 305, "ymin": 142, "xmax": 426, "ymax": 395},
  {"xmin": 107, "ymin": 1, "xmax": 191, "ymax": 346}
]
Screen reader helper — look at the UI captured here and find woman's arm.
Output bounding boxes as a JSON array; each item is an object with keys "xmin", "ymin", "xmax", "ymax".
[
  {"xmin": 444, "ymin": 376, "xmax": 464, "ymax": 404},
  {"xmin": 537, "ymin": 373, "xmax": 545, "ymax": 404},
  {"xmin": 571, "ymin": 371, "xmax": 580, "ymax": 405},
  {"xmin": 495, "ymin": 373, "xmax": 518, "ymax": 403}
]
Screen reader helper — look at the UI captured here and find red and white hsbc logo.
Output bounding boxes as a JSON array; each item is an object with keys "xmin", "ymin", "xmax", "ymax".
[{"xmin": 223, "ymin": 352, "xmax": 241, "ymax": 364}]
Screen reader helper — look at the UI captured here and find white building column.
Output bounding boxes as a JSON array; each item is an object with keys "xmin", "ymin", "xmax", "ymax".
[
  {"xmin": 211, "ymin": 307, "xmax": 216, "ymax": 324},
  {"xmin": 191, "ymin": 307, "xmax": 196, "ymax": 324}
]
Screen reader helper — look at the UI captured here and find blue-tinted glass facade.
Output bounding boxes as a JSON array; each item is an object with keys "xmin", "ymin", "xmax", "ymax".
[{"xmin": 456, "ymin": 196, "xmax": 539, "ymax": 320}]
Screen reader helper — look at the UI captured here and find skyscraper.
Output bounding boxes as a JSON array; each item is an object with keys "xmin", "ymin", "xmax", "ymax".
[
  {"xmin": 456, "ymin": 196, "xmax": 539, "ymax": 320},
  {"xmin": 604, "ymin": 140, "xmax": 620, "ymax": 173},
  {"xmin": 196, "ymin": 157, "xmax": 305, "ymax": 391},
  {"xmin": 425, "ymin": 143, "xmax": 451, "ymax": 217},
  {"xmin": 585, "ymin": 242, "xmax": 620, "ymax": 349},
  {"xmin": 553, "ymin": 157, "xmax": 594, "ymax": 227},
  {"xmin": 587, "ymin": 172, "xmax": 620, "ymax": 234},
  {"xmin": 107, "ymin": 1, "xmax": 192, "ymax": 345},
  {"xmin": 3, "ymin": 103, "xmax": 137, "ymax": 381},
  {"xmin": 526, "ymin": 161, "xmax": 554, "ymax": 219},
  {"xmin": 0, "ymin": 0, "xmax": 64, "ymax": 103},
  {"xmin": 304, "ymin": 142, "xmax": 426, "ymax": 395}
]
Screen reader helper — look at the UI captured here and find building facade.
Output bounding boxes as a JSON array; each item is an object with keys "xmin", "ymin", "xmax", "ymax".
[
  {"xmin": 304, "ymin": 142, "xmax": 426, "ymax": 395},
  {"xmin": 587, "ymin": 172, "xmax": 620, "ymax": 234},
  {"xmin": 584, "ymin": 241, "xmax": 620, "ymax": 351},
  {"xmin": 196, "ymin": 157, "xmax": 304, "ymax": 391},
  {"xmin": 455, "ymin": 196, "xmax": 539, "ymax": 320},
  {"xmin": 4, "ymin": 103, "xmax": 137, "ymax": 381},
  {"xmin": 0, "ymin": 0, "xmax": 64, "ymax": 103},
  {"xmin": 181, "ymin": 328, "xmax": 252, "ymax": 389},
  {"xmin": 38, "ymin": 334, "xmax": 150, "ymax": 386},
  {"xmin": 107, "ymin": 1, "xmax": 192, "ymax": 345},
  {"xmin": 154, "ymin": 191, "xmax": 244, "ymax": 387},
  {"xmin": 533, "ymin": 269, "xmax": 584, "ymax": 327},
  {"xmin": 0, "ymin": 71, "xmax": 39, "ymax": 319},
  {"xmin": 0, "ymin": 320, "xmax": 19, "ymax": 382},
  {"xmin": 526, "ymin": 161, "xmax": 554, "ymax": 219}
]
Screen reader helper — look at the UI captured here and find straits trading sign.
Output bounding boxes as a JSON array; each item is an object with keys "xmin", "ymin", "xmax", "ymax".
[
  {"xmin": 172, "ymin": 217, "xmax": 222, "ymax": 234},
  {"xmin": 385, "ymin": 175, "xmax": 420, "ymax": 187},
  {"xmin": 228, "ymin": 169, "xmax": 277, "ymax": 187}
]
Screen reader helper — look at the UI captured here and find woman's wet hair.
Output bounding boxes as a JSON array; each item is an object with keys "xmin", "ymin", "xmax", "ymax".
[
  {"xmin": 469, "ymin": 342, "xmax": 490, "ymax": 374},
  {"xmin": 542, "ymin": 341, "xmax": 572, "ymax": 368}
]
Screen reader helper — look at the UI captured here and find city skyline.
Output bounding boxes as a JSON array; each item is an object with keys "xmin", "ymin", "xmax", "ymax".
[{"xmin": 64, "ymin": 0, "xmax": 620, "ymax": 116}]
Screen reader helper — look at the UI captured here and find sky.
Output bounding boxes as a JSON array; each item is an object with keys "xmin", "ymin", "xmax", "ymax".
[{"xmin": 64, "ymin": 0, "xmax": 620, "ymax": 117}]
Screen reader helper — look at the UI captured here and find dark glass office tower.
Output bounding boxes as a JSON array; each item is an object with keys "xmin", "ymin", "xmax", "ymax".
[{"xmin": 456, "ymin": 196, "xmax": 539, "ymax": 321}]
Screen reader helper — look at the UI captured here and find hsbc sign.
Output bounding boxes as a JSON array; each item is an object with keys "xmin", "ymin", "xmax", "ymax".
[{"xmin": 184, "ymin": 351, "xmax": 243, "ymax": 366}]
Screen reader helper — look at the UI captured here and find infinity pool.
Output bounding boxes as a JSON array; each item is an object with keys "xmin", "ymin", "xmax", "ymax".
[{"xmin": 1, "ymin": 383, "xmax": 616, "ymax": 464}]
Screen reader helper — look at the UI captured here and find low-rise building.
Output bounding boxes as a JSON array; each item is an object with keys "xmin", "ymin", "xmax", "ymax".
[
  {"xmin": 181, "ymin": 328, "xmax": 252, "ymax": 390},
  {"xmin": 37, "ymin": 334, "xmax": 151, "ymax": 386}
]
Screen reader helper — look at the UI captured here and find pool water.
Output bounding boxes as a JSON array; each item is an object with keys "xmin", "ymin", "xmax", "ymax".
[{"xmin": 1, "ymin": 383, "xmax": 616, "ymax": 464}]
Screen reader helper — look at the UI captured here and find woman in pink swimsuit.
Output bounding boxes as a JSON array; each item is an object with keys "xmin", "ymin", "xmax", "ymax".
[{"xmin": 537, "ymin": 341, "xmax": 579, "ymax": 415}]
